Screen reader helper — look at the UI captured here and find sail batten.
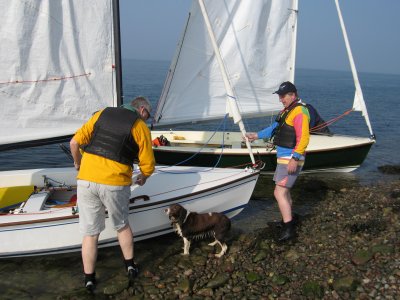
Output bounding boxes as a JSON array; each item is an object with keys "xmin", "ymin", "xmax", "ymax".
[
  {"xmin": 153, "ymin": 0, "xmax": 297, "ymax": 127},
  {"xmin": 0, "ymin": 0, "xmax": 118, "ymax": 148}
]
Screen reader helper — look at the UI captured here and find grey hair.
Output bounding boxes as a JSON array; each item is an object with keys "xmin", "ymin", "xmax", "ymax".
[{"xmin": 130, "ymin": 96, "xmax": 152, "ymax": 112}]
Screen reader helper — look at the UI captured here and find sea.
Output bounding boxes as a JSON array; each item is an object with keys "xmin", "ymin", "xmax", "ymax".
[
  {"xmin": 0, "ymin": 60, "xmax": 399, "ymax": 297},
  {"xmin": 0, "ymin": 59, "xmax": 399, "ymax": 182}
]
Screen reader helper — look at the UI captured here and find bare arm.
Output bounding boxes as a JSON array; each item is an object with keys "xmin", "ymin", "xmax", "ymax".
[{"xmin": 70, "ymin": 138, "xmax": 82, "ymax": 170}]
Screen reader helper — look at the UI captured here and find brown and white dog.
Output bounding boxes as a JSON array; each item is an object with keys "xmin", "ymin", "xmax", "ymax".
[{"xmin": 165, "ymin": 203, "xmax": 231, "ymax": 258}]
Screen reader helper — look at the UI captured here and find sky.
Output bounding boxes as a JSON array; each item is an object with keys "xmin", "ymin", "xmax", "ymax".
[{"xmin": 119, "ymin": 0, "xmax": 400, "ymax": 75}]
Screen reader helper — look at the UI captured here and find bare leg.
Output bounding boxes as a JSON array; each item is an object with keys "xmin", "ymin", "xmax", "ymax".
[
  {"xmin": 287, "ymin": 189, "xmax": 293, "ymax": 206},
  {"xmin": 274, "ymin": 185, "xmax": 293, "ymax": 223},
  {"xmin": 117, "ymin": 225, "xmax": 134, "ymax": 260},
  {"xmin": 82, "ymin": 234, "xmax": 100, "ymax": 274}
]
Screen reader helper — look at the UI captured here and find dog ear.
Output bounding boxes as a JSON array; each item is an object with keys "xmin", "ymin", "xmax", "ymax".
[{"xmin": 178, "ymin": 206, "xmax": 187, "ymax": 225}]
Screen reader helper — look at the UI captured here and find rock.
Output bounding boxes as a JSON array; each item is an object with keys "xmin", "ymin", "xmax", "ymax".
[
  {"xmin": 333, "ymin": 276, "xmax": 359, "ymax": 291},
  {"xmin": 228, "ymin": 244, "xmax": 241, "ymax": 255},
  {"xmin": 258, "ymin": 239, "xmax": 272, "ymax": 251},
  {"xmin": 143, "ymin": 270, "xmax": 154, "ymax": 278},
  {"xmin": 57, "ymin": 288, "xmax": 94, "ymax": 300},
  {"xmin": 271, "ymin": 274, "xmax": 288, "ymax": 285},
  {"xmin": 192, "ymin": 247, "xmax": 203, "ymax": 256},
  {"xmin": 175, "ymin": 277, "xmax": 192, "ymax": 293},
  {"xmin": 302, "ymin": 281, "xmax": 324, "ymax": 298},
  {"xmin": 197, "ymin": 287, "xmax": 214, "ymax": 297},
  {"xmin": 177, "ymin": 255, "xmax": 192, "ymax": 269},
  {"xmin": 285, "ymin": 249, "xmax": 300, "ymax": 261},
  {"xmin": 370, "ymin": 244, "xmax": 394, "ymax": 255},
  {"xmin": 390, "ymin": 189, "xmax": 400, "ymax": 198},
  {"xmin": 206, "ymin": 273, "xmax": 230, "ymax": 289},
  {"xmin": 190, "ymin": 255, "xmax": 207, "ymax": 267},
  {"xmin": 221, "ymin": 261, "xmax": 235, "ymax": 273},
  {"xmin": 143, "ymin": 286, "xmax": 160, "ymax": 295},
  {"xmin": 382, "ymin": 207, "xmax": 393, "ymax": 216},
  {"xmin": 253, "ymin": 250, "xmax": 268, "ymax": 262},
  {"xmin": 351, "ymin": 249, "xmax": 373, "ymax": 265},
  {"xmin": 378, "ymin": 165, "xmax": 400, "ymax": 174},
  {"xmin": 245, "ymin": 272, "xmax": 261, "ymax": 283},
  {"xmin": 103, "ymin": 275, "xmax": 129, "ymax": 295},
  {"xmin": 232, "ymin": 286, "xmax": 243, "ymax": 293}
]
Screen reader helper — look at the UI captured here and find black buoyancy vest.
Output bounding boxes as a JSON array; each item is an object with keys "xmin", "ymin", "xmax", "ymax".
[
  {"xmin": 273, "ymin": 101, "xmax": 305, "ymax": 149},
  {"xmin": 83, "ymin": 107, "xmax": 139, "ymax": 166}
]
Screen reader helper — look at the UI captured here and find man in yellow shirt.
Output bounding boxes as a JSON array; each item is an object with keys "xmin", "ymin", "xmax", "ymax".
[{"xmin": 70, "ymin": 96, "xmax": 155, "ymax": 292}]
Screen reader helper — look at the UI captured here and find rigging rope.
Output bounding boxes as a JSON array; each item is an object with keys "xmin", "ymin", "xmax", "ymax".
[{"xmin": 310, "ymin": 108, "xmax": 353, "ymax": 133}]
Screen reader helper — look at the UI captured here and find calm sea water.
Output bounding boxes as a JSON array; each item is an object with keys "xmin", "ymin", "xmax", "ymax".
[{"xmin": 0, "ymin": 59, "xmax": 399, "ymax": 184}]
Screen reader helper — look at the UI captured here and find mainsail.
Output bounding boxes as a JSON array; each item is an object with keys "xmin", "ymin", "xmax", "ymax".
[
  {"xmin": 0, "ymin": 0, "xmax": 120, "ymax": 150},
  {"xmin": 153, "ymin": 0, "xmax": 298, "ymax": 127},
  {"xmin": 334, "ymin": 0, "xmax": 373, "ymax": 137}
]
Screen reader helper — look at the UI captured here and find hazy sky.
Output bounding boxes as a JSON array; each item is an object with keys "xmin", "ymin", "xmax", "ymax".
[{"xmin": 120, "ymin": 0, "xmax": 400, "ymax": 75}]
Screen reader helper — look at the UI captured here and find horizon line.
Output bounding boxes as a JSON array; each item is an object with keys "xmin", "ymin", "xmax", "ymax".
[{"xmin": 121, "ymin": 57, "xmax": 400, "ymax": 77}]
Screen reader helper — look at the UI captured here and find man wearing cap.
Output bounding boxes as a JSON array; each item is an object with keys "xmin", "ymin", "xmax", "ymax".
[
  {"xmin": 70, "ymin": 96, "xmax": 155, "ymax": 291},
  {"xmin": 246, "ymin": 81, "xmax": 310, "ymax": 242}
]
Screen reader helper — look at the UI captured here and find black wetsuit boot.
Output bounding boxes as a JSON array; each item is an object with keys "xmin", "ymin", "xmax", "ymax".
[
  {"xmin": 278, "ymin": 219, "xmax": 296, "ymax": 242},
  {"xmin": 84, "ymin": 272, "xmax": 96, "ymax": 293}
]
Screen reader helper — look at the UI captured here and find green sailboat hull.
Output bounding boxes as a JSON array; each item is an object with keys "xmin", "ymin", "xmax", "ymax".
[{"xmin": 152, "ymin": 131, "xmax": 374, "ymax": 173}]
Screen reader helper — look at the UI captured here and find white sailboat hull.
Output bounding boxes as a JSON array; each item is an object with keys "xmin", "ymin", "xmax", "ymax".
[{"xmin": 0, "ymin": 165, "xmax": 259, "ymax": 258}]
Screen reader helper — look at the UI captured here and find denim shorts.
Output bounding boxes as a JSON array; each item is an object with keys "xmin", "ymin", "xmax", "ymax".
[
  {"xmin": 77, "ymin": 180, "xmax": 131, "ymax": 236},
  {"xmin": 273, "ymin": 162, "xmax": 303, "ymax": 188}
]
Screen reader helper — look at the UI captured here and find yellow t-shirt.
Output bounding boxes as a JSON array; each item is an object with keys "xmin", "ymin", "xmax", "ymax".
[{"xmin": 73, "ymin": 109, "xmax": 155, "ymax": 186}]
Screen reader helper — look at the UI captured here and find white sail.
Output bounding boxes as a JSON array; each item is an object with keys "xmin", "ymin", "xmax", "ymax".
[
  {"xmin": 334, "ymin": 0, "xmax": 373, "ymax": 136},
  {"xmin": 153, "ymin": 0, "xmax": 297, "ymax": 127},
  {"xmin": 0, "ymin": 0, "xmax": 118, "ymax": 148}
]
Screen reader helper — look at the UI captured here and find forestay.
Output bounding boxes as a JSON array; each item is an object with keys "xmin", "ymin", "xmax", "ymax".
[
  {"xmin": 153, "ymin": 0, "xmax": 298, "ymax": 127},
  {"xmin": 0, "ymin": 0, "xmax": 118, "ymax": 149}
]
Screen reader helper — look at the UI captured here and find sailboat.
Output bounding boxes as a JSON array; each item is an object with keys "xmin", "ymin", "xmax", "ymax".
[
  {"xmin": 151, "ymin": 0, "xmax": 375, "ymax": 173},
  {"xmin": 0, "ymin": 0, "xmax": 259, "ymax": 258}
]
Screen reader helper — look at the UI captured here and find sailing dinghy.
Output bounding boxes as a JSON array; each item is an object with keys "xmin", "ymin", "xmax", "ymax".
[
  {"xmin": 151, "ymin": 0, "xmax": 375, "ymax": 173},
  {"xmin": 0, "ymin": 166, "xmax": 258, "ymax": 258},
  {"xmin": 0, "ymin": 0, "xmax": 259, "ymax": 257}
]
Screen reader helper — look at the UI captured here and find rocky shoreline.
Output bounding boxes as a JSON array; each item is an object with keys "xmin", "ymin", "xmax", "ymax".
[
  {"xmin": 1, "ymin": 169, "xmax": 398, "ymax": 299},
  {"xmin": 54, "ymin": 173, "xmax": 400, "ymax": 299}
]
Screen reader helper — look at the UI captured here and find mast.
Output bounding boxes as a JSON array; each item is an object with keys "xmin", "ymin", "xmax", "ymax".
[
  {"xmin": 112, "ymin": 0, "xmax": 123, "ymax": 106},
  {"xmin": 198, "ymin": 0, "xmax": 255, "ymax": 164},
  {"xmin": 334, "ymin": 0, "xmax": 374, "ymax": 138}
]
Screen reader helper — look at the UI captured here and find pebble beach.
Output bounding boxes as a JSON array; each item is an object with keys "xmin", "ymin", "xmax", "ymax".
[{"xmin": 1, "ymin": 167, "xmax": 399, "ymax": 299}]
